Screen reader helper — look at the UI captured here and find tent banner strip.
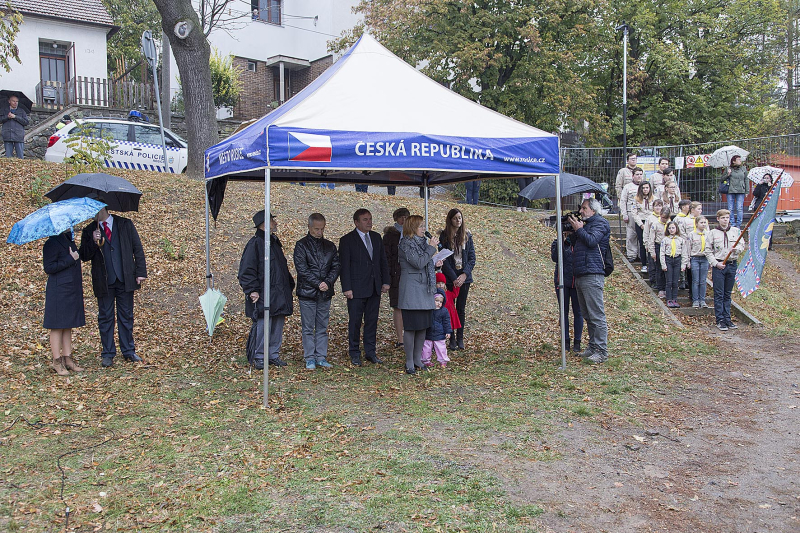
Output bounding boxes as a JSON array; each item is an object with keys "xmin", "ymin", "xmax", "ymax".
[{"xmin": 205, "ymin": 127, "xmax": 559, "ymax": 179}]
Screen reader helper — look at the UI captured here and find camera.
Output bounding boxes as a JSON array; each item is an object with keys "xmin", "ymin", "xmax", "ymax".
[{"xmin": 561, "ymin": 211, "xmax": 581, "ymax": 229}]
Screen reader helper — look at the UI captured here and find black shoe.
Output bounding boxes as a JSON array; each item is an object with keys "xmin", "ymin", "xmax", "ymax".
[
  {"xmin": 253, "ymin": 359, "xmax": 264, "ymax": 370},
  {"xmin": 101, "ymin": 356, "xmax": 114, "ymax": 368},
  {"xmin": 405, "ymin": 367, "xmax": 416, "ymax": 375},
  {"xmin": 123, "ymin": 354, "xmax": 142, "ymax": 363},
  {"xmin": 366, "ymin": 356, "xmax": 384, "ymax": 364},
  {"xmin": 269, "ymin": 358, "xmax": 288, "ymax": 367},
  {"xmin": 572, "ymin": 345, "xmax": 582, "ymax": 354},
  {"xmin": 456, "ymin": 342, "xmax": 465, "ymax": 350},
  {"xmin": 726, "ymin": 321, "xmax": 738, "ymax": 329}
]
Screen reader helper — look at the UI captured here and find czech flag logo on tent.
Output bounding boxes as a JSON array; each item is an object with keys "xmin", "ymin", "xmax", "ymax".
[{"xmin": 288, "ymin": 132, "xmax": 332, "ymax": 162}]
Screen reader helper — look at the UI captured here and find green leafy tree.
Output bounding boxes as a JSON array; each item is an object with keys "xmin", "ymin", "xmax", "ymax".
[
  {"xmin": 0, "ymin": 1, "xmax": 22, "ymax": 73},
  {"xmin": 63, "ymin": 123, "xmax": 115, "ymax": 176},
  {"xmin": 209, "ymin": 49, "xmax": 243, "ymax": 108},
  {"xmin": 102, "ymin": 0, "xmax": 162, "ymax": 82},
  {"xmin": 332, "ymin": 0, "xmax": 610, "ymax": 143}
]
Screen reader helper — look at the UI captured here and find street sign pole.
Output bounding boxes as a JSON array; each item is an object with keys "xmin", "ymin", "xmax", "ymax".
[{"xmin": 141, "ymin": 30, "xmax": 171, "ymax": 173}]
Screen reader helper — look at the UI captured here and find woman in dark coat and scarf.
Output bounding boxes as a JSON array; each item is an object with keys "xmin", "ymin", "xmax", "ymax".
[{"xmin": 43, "ymin": 229, "xmax": 86, "ymax": 375}]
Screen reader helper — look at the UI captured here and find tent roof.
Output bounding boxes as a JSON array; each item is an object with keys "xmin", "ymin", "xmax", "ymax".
[{"xmin": 205, "ymin": 34, "xmax": 559, "ymax": 185}]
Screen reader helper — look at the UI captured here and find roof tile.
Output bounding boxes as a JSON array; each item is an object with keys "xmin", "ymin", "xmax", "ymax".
[{"xmin": 10, "ymin": 0, "xmax": 115, "ymax": 28}]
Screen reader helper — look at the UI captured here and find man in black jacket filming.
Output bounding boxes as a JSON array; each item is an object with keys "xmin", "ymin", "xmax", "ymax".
[
  {"xmin": 294, "ymin": 213, "xmax": 340, "ymax": 370},
  {"xmin": 79, "ymin": 208, "xmax": 147, "ymax": 367},
  {"xmin": 238, "ymin": 210, "xmax": 294, "ymax": 369}
]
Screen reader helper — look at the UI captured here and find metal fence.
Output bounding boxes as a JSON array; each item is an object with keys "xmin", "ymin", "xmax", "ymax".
[{"xmin": 561, "ymin": 134, "xmax": 800, "ymax": 213}]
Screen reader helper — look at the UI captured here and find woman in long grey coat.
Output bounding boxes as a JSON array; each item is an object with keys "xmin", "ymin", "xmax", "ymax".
[
  {"xmin": 398, "ymin": 215, "xmax": 438, "ymax": 374},
  {"xmin": 43, "ymin": 229, "xmax": 86, "ymax": 375}
]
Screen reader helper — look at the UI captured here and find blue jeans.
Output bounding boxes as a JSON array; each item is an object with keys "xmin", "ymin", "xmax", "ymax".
[
  {"xmin": 465, "ymin": 181, "xmax": 480, "ymax": 204},
  {"xmin": 555, "ymin": 286, "xmax": 583, "ymax": 349},
  {"xmin": 575, "ymin": 274, "xmax": 607, "ymax": 355},
  {"xmin": 4, "ymin": 141, "xmax": 23, "ymax": 158},
  {"xmin": 664, "ymin": 255, "xmax": 682, "ymax": 301},
  {"xmin": 727, "ymin": 193, "xmax": 745, "ymax": 227},
  {"xmin": 690, "ymin": 256, "xmax": 709, "ymax": 304},
  {"xmin": 712, "ymin": 261, "xmax": 737, "ymax": 325},
  {"xmin": 319, "ymin": 183, "xmax": 334, "ymax": 189}
]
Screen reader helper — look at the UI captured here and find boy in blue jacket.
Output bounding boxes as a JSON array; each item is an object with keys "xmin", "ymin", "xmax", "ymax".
[{"xmin": 422, "ymin": 289, "xmax": 452, "ymax": 368}]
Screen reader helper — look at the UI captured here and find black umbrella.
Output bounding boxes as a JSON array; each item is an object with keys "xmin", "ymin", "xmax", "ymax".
[
  {"xmin": 45, "ymin": 173, "xmax": 142, "ymax": 212},
  {"xmin": 0, "ymin": 90, "xmax": 33, "ymax": 114},
  {"xmin": 519, "ymin": 172, "xmax": 605, "ymax": 200}
]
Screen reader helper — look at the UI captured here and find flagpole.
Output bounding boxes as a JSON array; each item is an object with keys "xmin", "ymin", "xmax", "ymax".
[{"xmin": 722, "ymin": 171, "xmax": 783, "ymax": 264}]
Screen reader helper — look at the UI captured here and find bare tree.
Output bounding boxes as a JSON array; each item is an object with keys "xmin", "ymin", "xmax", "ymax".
[
  {"xmin": 198, "ymin": 0, "xmax": 252, "ymax": 37},
  {"xmin": 151, "ymin": 0, "xmax": 218, "ymax": 177}
]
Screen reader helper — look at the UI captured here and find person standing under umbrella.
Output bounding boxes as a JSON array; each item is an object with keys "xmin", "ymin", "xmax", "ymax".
[
  {"xmin": 43, "ymin": 229, "xmax": 86, "ymax": 375},
  {"xmin": 1, "ymin": 95, "xmax": 29, "ymax": 159},
  {"xmin": 722, "ymin": 155, "xmax": 748, "ymax": 227},
  {"xmin": 79, "ymin": 208, "xmax": 147, "ymax": 367}
]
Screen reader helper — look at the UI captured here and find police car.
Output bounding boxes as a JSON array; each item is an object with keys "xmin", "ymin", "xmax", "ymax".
[{"xmin": 45, "ymin": 115, "xmax": 189, "ymax": 173}]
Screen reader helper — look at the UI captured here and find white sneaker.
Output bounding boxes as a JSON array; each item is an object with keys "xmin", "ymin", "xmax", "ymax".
[
  {"xmin": 692, "ymin": 301, "xmax": 700, "ymax": 308},
  {"xmin": 641, "ymin": 266, "xmax": 648, "ymax": 273}
]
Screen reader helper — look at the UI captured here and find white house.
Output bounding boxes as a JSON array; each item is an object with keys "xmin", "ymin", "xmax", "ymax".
[
  {"xmin": 169, "ymin": 0, "xmax": 362, "ymax": 120},
  {"xmin": 0, "ymin": 0, "xmax": 117, "ymax": 108}
]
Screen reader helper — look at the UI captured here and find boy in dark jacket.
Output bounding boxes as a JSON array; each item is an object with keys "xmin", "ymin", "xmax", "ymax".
[
  {"xmin": 238, "ymin": 210, "xmax": 294, "ymax": 369},
  {"xmin": 422, "ymin": 289, "xmax": 452, "ymax": 368},
  {"xmin": 551, "ymin": 228, "xmax": 583, "ymax": 353}
]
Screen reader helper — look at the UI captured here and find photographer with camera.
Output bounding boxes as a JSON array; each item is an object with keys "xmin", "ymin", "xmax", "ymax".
[
  {"xmin": 552, "ymin": 215, "xmax": 583, "ymax": 354},
  {"xmin": 567, "ymin": 198, "xmax": 611, "ymax": 364}
]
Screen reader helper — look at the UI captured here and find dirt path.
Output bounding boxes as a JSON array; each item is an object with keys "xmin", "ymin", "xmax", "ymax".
[{"xmin": 441, "ymin": 271, "xmax": 800, "ymax": 532}]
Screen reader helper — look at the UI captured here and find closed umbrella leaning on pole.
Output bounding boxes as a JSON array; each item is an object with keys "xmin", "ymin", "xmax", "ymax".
[
  {"xmin": 199, "ymin": 288, "xmax": 227, "ymax": 337},
  {"xmin": 45, "ymin": 173, "xmax": 142, "ymax": 212},
  {"xmin": 7, "ymin": 197, "xmax": 107, "ymax": 245},
  {"xmin": 708, "ymin": 146, "xmax": 749, "ymax": 168}
]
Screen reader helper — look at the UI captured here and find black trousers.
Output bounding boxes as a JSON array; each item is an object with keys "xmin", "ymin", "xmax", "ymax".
[
  {"xmin": 97, "ymin": 281, "xmax": 135, "ymax": 359},
  {"xmin": 516, "ymin": 177, "xmax": 533, "ymax": 207},
  {"xmin": 635, "ymin": 224, "xmax": 647, "ymax": 264},
  {"xmin": 347, "ymin": 292, "xmax": 381, "ymax": 362}
]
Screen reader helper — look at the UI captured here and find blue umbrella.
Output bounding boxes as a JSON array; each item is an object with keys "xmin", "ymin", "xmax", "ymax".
[{"xmin": 7, "ymin": 197, "xmax": 106, "ymax": 245}]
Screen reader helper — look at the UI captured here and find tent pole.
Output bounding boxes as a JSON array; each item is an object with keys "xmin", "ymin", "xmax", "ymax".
[
  {"xmin": 204, "ymin": 182, "xmax": 212, "ymax": 290},
  {"xmin": 263, "ymin": 168, "xmax": 271, "ymax": 408},
  {"xmin": 424, "ymin": 175, "xmax": 429, "ymax": 230},
  {"xmin": 556, "ymin": 137, "xmax": 567, "ymax": 370}
]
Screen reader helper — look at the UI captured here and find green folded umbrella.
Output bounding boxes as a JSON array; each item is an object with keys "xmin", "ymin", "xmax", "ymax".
[{"xmin": 199, "ymin": 288, "xmax": 227, "ymax": 336}]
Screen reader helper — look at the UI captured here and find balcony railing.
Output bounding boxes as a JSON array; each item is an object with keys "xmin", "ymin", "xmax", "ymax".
[{"xmin": 34, "ymin": 77, "xmax": 156, "ymax": 110}]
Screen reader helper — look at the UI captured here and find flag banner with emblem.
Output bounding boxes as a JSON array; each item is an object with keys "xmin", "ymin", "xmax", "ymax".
[{"xmin": 735, "ymin": 176, "xmax": 782, "ymax": 298}]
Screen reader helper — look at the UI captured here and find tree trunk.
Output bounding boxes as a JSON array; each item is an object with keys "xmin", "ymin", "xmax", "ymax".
[{"xmin": 152, "ymin": 0, "xmax": 218, "ymax": 177}]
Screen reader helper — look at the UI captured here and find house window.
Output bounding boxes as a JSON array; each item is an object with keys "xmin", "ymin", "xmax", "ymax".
[
  {"xmin": 251, "ymin": 0, "xmax": 281, "ymax": 25},
  {"xmin": 247, "ymin": 61, "xmax": 257, "ymax": 72},
  {"xmin": 39, "ymin": 41, "xmax": 71, "ymax": 84}
]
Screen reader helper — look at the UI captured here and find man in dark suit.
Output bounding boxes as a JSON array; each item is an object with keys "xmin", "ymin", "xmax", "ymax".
[
  {"xmin": 80, "ymin": 208, "xmax": 147, "ymax": 367},
  {"xmin": 339, "ymin": 208, "xmax": 390, "ymax": 365}
]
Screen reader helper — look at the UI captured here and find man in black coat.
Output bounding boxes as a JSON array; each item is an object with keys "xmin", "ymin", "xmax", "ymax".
[
  {"xmin": 238, "ymin": 210, "xmax": 294, "ymax": 369},
  {"xmin": 294, "ymin": 213, "xmax": 340, "ymax": 370},
  {"xmin": 339, "ymin": 208, "xmax": 390, "ymax": 365},
  {"xmin": 79, "ymin": 208, "xmax": 147, "ymax": 367}
]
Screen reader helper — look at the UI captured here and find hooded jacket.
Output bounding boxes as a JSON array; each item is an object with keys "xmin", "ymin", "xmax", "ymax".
[
  {"xmin": 426, "ymin": 289, "xmax": 453, "ymax": 341},
  {"xmin": 238, "ymin": 229, "xmax": 295, "ymax": 317}
]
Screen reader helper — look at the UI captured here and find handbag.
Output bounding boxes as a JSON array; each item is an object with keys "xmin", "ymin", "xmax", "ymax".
[{"xmin": 718, "ymin": 179, "xmax": 729, "ymax": 195}]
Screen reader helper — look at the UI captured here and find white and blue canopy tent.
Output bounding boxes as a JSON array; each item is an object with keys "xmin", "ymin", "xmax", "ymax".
[{"xmin": 203, "ymin": 34, "xmax": 566, "ymax": 405}]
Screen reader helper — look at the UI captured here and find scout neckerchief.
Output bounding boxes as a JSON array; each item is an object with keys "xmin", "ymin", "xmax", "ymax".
[{"xmin": 693, "ymin": 228, "xmax": 706, "ymax": 252}]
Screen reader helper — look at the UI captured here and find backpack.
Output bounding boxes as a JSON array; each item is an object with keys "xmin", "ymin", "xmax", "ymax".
[{"xmin": 598, "ymin": 243, "xmax": 614, "ymax": 277}]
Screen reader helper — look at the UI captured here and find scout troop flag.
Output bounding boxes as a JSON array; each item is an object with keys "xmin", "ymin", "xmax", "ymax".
[{"xmin": 735, "ymin": 175, "xmax": 782, "ymax": 298}]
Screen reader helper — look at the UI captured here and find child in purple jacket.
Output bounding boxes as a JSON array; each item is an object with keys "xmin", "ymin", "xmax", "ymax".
[{"xmin": 422, "ymin": 289, "xmax": 452, "ymax": 368}]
